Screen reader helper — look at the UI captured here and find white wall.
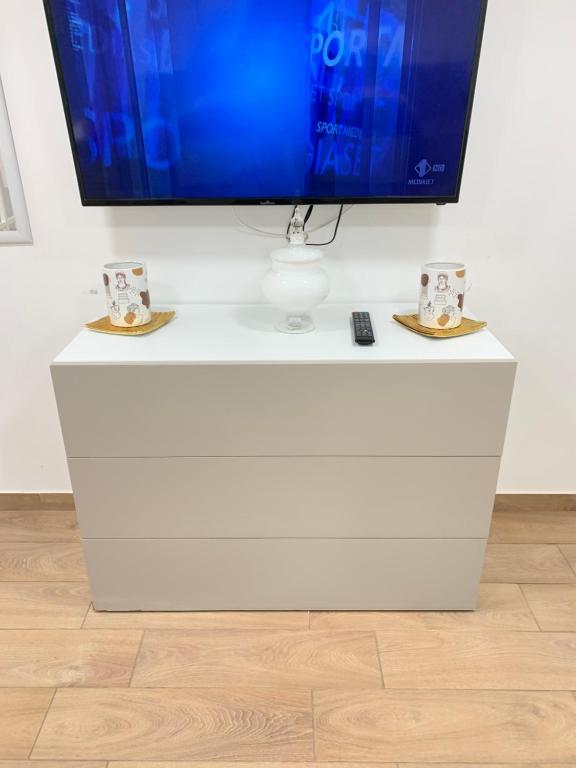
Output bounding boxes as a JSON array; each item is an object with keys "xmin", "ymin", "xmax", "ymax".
[{"xmin": 0, "ymin": 0, "xmax": 575, "ymax": 492}]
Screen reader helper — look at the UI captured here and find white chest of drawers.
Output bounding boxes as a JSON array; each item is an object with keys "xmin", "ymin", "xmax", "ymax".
[{"xmin": 51, "ymin": 303, "xmax": 516, "ymax": 611}]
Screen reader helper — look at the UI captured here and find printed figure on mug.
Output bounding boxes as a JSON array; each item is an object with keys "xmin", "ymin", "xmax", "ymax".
[
  {"xmin": 419, "ymin": 262, "xmax": 466, "ymax": 330},
  {"xmin": 102, "ymin": 262, "xmax": 152, "ymax": 328}
]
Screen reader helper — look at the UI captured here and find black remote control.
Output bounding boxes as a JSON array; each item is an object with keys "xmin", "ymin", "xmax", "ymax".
[{"xmin": 352, "ymin": 311, "xmax": 375, "ymax": 345}]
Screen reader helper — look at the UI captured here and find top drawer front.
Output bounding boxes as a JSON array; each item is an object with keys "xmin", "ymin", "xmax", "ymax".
[{"xmin": 52, "ymin": 362, "xmax": 515, "ymax": 458}]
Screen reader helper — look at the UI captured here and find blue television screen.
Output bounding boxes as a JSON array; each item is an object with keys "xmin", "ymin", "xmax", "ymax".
[{"xmin": 44, "ymin": 0, "xmax": 486, "ymax": 204}]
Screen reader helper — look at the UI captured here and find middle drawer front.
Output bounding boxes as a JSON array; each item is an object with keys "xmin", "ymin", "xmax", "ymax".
[{"xmin": 70, "ymin": 456, "xmax": 499, "ymax": 539}]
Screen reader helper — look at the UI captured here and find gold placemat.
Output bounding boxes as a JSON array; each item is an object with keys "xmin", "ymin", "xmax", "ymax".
[
  {"xmin": 393, "ymin": 314, "xmax": 486, "ymax": 338},
  {"xmin": 86, "ymin": 311, "xmax": 176, "ymax": 336}
]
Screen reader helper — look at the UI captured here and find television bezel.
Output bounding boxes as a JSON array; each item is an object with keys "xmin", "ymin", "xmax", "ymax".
[{"xmin": 43, "ymin": 0, "xmax": 488, "ymax": 207}]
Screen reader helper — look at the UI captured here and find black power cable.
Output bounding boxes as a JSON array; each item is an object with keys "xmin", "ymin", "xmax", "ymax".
[
  {"xmin": 286, "ymin": 205, "xmax": 297, "ymax": 237},
  {"xmin": 306, "ymin": 204, "xmax": 344, "ymax": 246},
  {"xmin": 285, "ymin": 203, "xmax": 345, "ymax": 246}
]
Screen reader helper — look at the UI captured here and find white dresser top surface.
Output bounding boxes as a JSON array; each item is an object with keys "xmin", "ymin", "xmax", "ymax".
[{"xmin": 53, "ymin": 303, "xmax": 514, "ymax": 365}]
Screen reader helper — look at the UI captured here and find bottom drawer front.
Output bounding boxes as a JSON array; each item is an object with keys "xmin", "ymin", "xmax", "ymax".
[{"xmin": 84, "ymin": 538, "xmax": 486, "ymax": 611}]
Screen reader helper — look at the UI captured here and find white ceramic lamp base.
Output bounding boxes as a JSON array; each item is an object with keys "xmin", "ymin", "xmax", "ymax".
[
  {"xmin": 261, "ymin": 244, "xmax": 329, "ymax": 334},
  {"xmin": 278, "ymin": 312, "xmax": 314, "ymax": 334}
]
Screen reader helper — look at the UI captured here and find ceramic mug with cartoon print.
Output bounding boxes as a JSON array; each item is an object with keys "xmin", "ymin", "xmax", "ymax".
[
  {"xmin": 419, "ymin": 262, "xmax": 466, "ymax": 329},
  {"xmin": 103, "ymin": 262, "xmax": 152, "ymax": 327}
]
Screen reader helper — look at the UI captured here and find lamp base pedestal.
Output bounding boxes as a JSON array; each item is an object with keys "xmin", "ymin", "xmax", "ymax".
[{"xmin": 276, "ymin": 313, "xmax": 314, "ymax": 334}]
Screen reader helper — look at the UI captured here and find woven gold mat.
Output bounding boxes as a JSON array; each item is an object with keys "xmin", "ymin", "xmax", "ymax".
[
  {"xmin": 86, "ymin": 311, "xmax": 176, "ymax": 336},
  {"xmin": 393, "ymin": 314, "xmax": 487, "ymax": 338}
]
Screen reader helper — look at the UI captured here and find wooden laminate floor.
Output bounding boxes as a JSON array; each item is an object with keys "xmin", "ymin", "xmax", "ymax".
[{"xmin": 0, "ymin": 496, "xmax": 576, "ymax": 765}]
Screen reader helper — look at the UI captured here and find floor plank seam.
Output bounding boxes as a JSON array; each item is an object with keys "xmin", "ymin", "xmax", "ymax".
[
  {"xmin": 0, "ymin": 579, "xmax": 88, "ymax": 583},
  {"xmin": 81, "ymin": 602, "xmax": 94, "ymax": 628},
  {"xmin": 0, "ymin": 536, "xmax": 80, "ymax": 545},
  {"xmin": 128, "ymin": 630, "xmax": 146, "ymax": 686},
  {"xmin": 310, "ymin": 688, "xmax": 316, "ymax": 762},
  {"xmin": 373, "ymin": 631, "xmax": 386, "ymax": 689},
  {"xmin": 27, "ymin": 686, "xmax": 57, "ymax": 759},
  {"xmin": 558, "ymin": 544, "xmax": 576, "ymax": 578},
  {"xmin": 517, "ymin": 582, "xmax": 544, "ymax": 631}
]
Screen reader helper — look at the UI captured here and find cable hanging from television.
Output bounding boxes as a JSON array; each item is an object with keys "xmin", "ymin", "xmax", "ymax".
[
  {"xmin": 234, "ymin": 204, "xmax": 352, "ymax": 241},
  {"xmin": 313, "ymin": 204, "xmax": 344, "ymax": 246},
  {"xmin": 286, "ymin": 204, "xmax": 345, "ymax": 246}
]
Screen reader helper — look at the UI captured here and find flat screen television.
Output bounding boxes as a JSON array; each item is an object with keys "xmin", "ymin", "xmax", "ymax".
[{"xmin": 44, "ymin": 0, "xmax": 487, "ymax": 206}]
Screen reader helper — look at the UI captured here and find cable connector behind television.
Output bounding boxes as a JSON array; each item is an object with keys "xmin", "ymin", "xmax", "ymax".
[{"xmin": 286, "ymin": 205, "xmax": 309, "ymax": 245}]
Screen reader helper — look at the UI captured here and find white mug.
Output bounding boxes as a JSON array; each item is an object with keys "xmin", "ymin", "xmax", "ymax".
[
  {"xmin": 103, "ymin": 261, "xmax": 151, "ymax": 327},
  {"xmin": 419, "ymin": 262, "xmax": 466, "ymax": 329}
]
